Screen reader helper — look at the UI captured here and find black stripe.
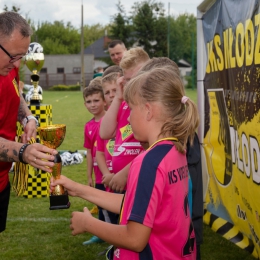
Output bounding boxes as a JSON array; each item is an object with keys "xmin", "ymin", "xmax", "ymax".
[
  {"xmin": 130, "ymin": 144, "xmax": 172, "ymax": 223},
  {"xmin": 216, "ymin": 222, "xmax": 234, "ymax": 235},
  {"xmin": 243, "ymin": 242, "xmax": 255, "ymax": 254},
  {"xmin": 230, "ymin": 232, "xmax": 244, "ymax": 244}
]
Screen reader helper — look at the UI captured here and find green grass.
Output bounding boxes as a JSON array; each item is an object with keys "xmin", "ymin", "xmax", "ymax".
[{"xmin": 0, "ymin": 90, "xmax": 256, "ymax": 260}]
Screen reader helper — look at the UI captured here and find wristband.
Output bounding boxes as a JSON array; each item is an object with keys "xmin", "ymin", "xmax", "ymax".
[
  {"xmin": 19, "ymin": 144, "xmax": 30, "ymax": 164},
  {"xmin": 22, "ymin": 115, "xmax": 39, "ymax": 128}
]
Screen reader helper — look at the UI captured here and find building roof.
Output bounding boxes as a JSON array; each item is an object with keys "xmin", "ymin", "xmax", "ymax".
[
  {"xmin": 83, "ymin": 36, "xmax": 110, "ymax": 59},
  {"xmin": 178, "ymin": 59, "xmax": 191, "ymax": 68}
]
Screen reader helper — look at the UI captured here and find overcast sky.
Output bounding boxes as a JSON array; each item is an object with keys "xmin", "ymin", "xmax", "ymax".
[{"xmin": 1, "ymin": 0, "xmax": 203, "ymax": 28}]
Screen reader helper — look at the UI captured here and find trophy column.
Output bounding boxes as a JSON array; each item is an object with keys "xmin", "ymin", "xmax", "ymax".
[{"xmin": 13, "ymin": 42, "xmax": 53, "ymax": 198}]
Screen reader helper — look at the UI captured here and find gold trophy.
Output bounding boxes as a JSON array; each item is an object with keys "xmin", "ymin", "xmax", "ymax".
[
  {"xmin": 24, "ymin": 42, "xmax": 44, "ymax": 104},
  {"xmin": 37, "ymin": 124, "xmax": 70, "ymax": 210}
]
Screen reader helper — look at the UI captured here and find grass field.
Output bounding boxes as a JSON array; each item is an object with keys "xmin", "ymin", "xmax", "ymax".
[{"xmin": 0, "ymin": 90, "xmax": 256, "ymax": 260}]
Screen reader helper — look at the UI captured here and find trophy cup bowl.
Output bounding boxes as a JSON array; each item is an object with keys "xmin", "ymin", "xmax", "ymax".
[
  {"xmin": 24, "ymin": 42, "xmax": 44, "ymax": 103},
  {"xmin": 37, "ymin": 124, "xmax": 70, "ymax": 210}
]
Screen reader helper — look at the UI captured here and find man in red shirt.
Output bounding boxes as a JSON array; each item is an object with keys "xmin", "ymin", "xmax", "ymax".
[{"xmin": 0, "ymin": 11, "xmax": 57, "ymax": 232}]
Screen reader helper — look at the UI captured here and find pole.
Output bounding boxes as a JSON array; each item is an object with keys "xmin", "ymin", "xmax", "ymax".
[
  {"xmin": 192, "ymin": 31, "xmax": 195, "ymax": 90},
  {"xmin": 167, "ymin": 2, "xmax": 170, "ymax": 58},
  {"xmin": 81, "ymin": 2, "xmax": 85, "ymax": 91}
]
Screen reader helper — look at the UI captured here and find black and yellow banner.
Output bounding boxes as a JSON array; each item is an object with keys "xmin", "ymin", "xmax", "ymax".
[{"xmin": 202, "ymin": 0, "xmax": 260, "ymax": 258}]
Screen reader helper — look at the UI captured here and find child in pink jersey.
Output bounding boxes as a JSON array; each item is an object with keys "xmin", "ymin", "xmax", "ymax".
[
  {"xmin": 99, "ymin": 47, "xmax": 150, "ymax": 193},
  {"xmin": 96, "ymin": 70, "xmax": 122, "ymax": 224},
  {"xmin": 51, "ymin": 66, "xmax": 199, "ymax": 260},
  {"xmin": 82, "ymin": 78, "xmax": 106, "ymax": 245}
]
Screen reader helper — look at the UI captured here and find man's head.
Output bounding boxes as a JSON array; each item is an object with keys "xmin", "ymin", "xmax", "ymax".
[
  {"xmin": 108, "ymin": 40, "xmax": 127, "ymax": 65},
  {"xmin": 0, "ymin": 12, "xmax": 32, "ymax": 76},
  {"xmin": 119, "ymin": 47, "xmax": 150, "ymax": 83}
]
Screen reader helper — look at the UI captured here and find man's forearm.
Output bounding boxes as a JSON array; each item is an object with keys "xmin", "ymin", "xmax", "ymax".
[
  {"xmin": 0, "ymin": 138, "xmax": 22, "ymax": 162},
  {"xmin": 17, "ymin": 95, "xmax": 31, "ymax": 123}
]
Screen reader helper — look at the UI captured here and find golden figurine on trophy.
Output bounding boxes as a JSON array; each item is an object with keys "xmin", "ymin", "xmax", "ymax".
[
  {"xmin": 24, "ymin": 42, "xmax": 44, "ymax": 104},
  {"xmin": 37, "ymin": 124, "xmax": 70, "ymax": 210}
]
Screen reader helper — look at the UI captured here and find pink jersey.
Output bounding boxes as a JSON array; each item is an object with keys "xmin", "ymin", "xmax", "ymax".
[
  {"xmin": 84, "ymin": 119, "xmax": 103, "ymax": 184},
  {"xmin": 113, "ymin": 101, "xmax": 143, "ymax": 174},
  {"xmin": 113, "ymin": 141, "xmax": 196, "ymax": 260}
]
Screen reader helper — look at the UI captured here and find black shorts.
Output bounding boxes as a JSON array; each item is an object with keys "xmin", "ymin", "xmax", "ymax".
[{"xmin": 0, "ymin": 182, "xmax": 11, "ymax": 232}]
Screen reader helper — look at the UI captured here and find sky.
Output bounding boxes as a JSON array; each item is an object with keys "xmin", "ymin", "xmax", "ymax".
[{"xmin": 1, "ymin": 0, "xmax": 203, "ymax": 28}]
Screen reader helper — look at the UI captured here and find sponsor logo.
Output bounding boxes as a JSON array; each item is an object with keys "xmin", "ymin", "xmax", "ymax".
[{"xmin": 237, "ymin": 205, "xmax": 247, "ymax": 220}]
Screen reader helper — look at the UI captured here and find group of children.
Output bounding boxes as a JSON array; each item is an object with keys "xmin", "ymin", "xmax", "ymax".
[{"xmin": 50, "ymin": 47, "xmax": 202, "ymax": 260}]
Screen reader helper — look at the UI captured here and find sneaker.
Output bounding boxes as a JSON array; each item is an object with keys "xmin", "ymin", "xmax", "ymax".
[
  {"xmin": 90, "ymin": 205, "xmax": 99, "ymax": 214},
  {"xmin": 82, "ymin": 236, "xmax": 104, "ymax": 245}
]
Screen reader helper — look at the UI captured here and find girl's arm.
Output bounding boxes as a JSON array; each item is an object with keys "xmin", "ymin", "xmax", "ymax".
[
  {"xmin": 50, "ymin": 175, "xmax": 123, "ymax": 213},
  {"xmin": 71, "ymin": 210, "xmax": 151, "ymax": 252}
]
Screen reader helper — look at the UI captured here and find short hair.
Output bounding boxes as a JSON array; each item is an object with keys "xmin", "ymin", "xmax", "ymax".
[
  {"xmin": 102, "ymin": 72, "xmax": 120, "ymax": 85},
  {"xmin": 108, "ymin": 40, "xmax": 125, "ymax": 49},
  {"xmin": 83, "ymin": 77, "xmax": 104, "ymax": 100},
  {"xmin": 0, "ymin": 11, "xmax": 33, "ymax": 42},
  {"xmin": 96, "ymin": 67, "xmax": 103, "ymax": 72},
  {"xmin": 140, "ymin": 57, "xmax": 180, "ymax": 75},
  {"xmin": 124, "ymin": 67, "xmax": 199, "ymax": 153},
  {"xmin": 120, "ymin": 47, "xmax": 150, "ymax": 71},
  {"xmin": 103, "ymin": 65, "xmax": 123, "ymax": 77}
]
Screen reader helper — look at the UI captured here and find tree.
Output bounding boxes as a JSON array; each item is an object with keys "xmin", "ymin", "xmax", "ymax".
[
  {"xmin": 131, "ymin": 0, "xmax": 167, "ymax": 57},
  {"xmin": 109, "ymin": 1, "xmax": 132, "ymax": 48},
  {"xmin": 3, "ymin": 4, "xmax": 20, "ymax": 12},
  {"xmin": 168, "ymin": 13, "xmax": 197, "ymax": 65},
  {"xmin": 83, "ymin": 23, "xmax": 110, "ymax": 49},
  {"xmin": 168, "ymin": 13, "xmax": 197, "ymax": 88},
  {"xmin": 33, "ymin": 21, "xmax": 81, "ymax": 54}
]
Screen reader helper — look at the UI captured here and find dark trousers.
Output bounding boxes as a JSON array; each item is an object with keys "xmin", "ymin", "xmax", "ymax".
[
  {"xmin": 95, "ymin": 183, "xmax": 119, "ymax": 224},
  {"xmin": 0, "ymin": 182, "xmax": 11, "ymax": 232}
]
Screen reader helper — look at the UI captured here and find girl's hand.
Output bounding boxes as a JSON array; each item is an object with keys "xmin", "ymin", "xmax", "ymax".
[{"xmin": 70, "ymin": 207, "xmax": 92, "ymax": 235}]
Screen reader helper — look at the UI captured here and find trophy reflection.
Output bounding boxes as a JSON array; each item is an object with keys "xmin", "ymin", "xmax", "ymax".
[
  {"xmin": 24, "ymin": 42, "xmax": 44, "ymax": 104},
  {"xmin": 38, "ymin": 124, "xmax": 70, "ymax": 210}
]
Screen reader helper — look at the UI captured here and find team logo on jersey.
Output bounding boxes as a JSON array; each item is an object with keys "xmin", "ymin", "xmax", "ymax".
[
  {"xmin": 120, "ymin": 124, "xmax": 133, "ymax": 140},
  {"xmin": 13, "ymin": 79, "xmax": 19, "ymax": 97},
  {"xmin": 89, "ymin": 131, "xmax": 92, "ymax": 135},
  {"xmin": 114, "ymin": 248, "xmax": 120, "ymax": 258},
  {"xmin": 106, "ymin": 138, "xmax": 115, "ymax": 156}
]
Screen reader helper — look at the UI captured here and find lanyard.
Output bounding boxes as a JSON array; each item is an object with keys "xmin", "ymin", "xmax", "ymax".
[{"xmin": 147, "ymin": 137, "xmax": 179, "ymax": 151}]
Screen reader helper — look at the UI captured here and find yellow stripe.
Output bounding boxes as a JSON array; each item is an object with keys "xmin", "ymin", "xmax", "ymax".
[
  {"xmin": 211, "ymin": 217, "xmax": 228, "ymax": 232},
  {"xmin": 13, "ymin": 79, "xmax": 20, "ymax": 97}
]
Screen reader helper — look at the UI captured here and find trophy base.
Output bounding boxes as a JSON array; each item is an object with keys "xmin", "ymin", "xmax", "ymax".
[
  {"xmin": 30, "ymin": 99, "xmax": 41, "ymax": 105},
  {"xmin": 49, "ymin": 192, "xmax": 70, "ymax": 210}
]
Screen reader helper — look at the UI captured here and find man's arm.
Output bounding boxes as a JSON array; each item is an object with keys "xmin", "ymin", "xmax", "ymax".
[
  {"xmin": 17, "ymin": 94, "xmax": 31, "ymax": 123},
  {"xmin": 18, "ymin": 95, "xmax": 38, "ymax": 143},
  {"xmin": 0, "ymin": 137, "xmax": 57, "ymax": 172}
]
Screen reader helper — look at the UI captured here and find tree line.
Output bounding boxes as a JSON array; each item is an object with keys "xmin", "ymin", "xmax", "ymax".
[{"xmin": 4, "ymin": 0, "xmax": 197, "ymax": 87}]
